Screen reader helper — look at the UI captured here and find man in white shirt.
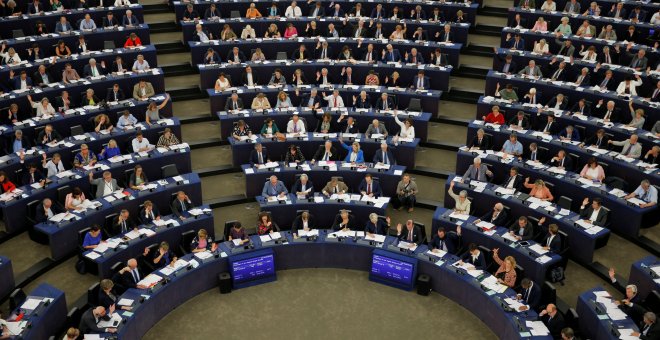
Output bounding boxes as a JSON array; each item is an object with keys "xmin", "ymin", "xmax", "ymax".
[
  {"xmin": 323, "ymin": 90, "xmax": 345, "ymax": 108},
  {"xmin": 285, "ymin": 1, "xmax": 302, "ymax": 18},
  {"xmin": 117, "ymin": 110, "xmax": 138, "ymax": 130},
  {"xmin": 131, "ymin": 131, "xmax": 153, "ymax": 152},
  {"xmin": 287, "ymin": 115, "xmax": 306, "ymax": 134}
]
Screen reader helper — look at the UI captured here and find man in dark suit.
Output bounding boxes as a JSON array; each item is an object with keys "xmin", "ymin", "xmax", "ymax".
[
  {"xmin": 34, "ymin": 198, "xmax": 62, "ymax": 223},
  {"xmin": 103, "ymin": 11, "xmax": 119, "ymax": 27},
  {"xmin": 396, "ymin": 220, "xmax": 422, "ymax": 245},
  {"xmin": 111, "ymin": 56, "xmax": 129, "ymax": 73},
  {"xmin": 500, "ymin": 167, "xmax": 523, "ymax": 191},
  {"xmin": 32, "ymin": 65, "xmax": 55, "ymax": 87},
  {"xmin": 299, "ymin": 89, "xmax": 322, "ymax": 109},
  {"xmin": 494, "ymin": 52, "xmax": 518, "ymax": 74},
  {"xmin": 593, "ymin": 99, "xmax": 620, "ymax": 123},
  {"xmin": 226, "ymin": 47, "xmax": 247, "ymax": 63},
  {"xmin": 292, "ymin": 211, "xmax": 316, "ymax": 236},
  {"xmin": 582, "ymin": 129, "xmax": 610, "ymax": 149},
  {"xmin": 83, "ymin": 59, "xmax": 106, "ymax": 78},
  {"xmin": 505, "ymin": 34, "xmax": 525, "ymax": 50},
  {"xmin": 569, "ymin": 99, "xmax": 591, "ymax": 116},
  {"xmin": 291, "ymin": 44, "xmax": 310, "ymax": 61},
  {"xmin": 437, "ymin": 25, "xmax": 454, "ymax": 43},
  {"xmin": 28, "ymin": 0, "xmax": 44, "ymax": 14},
  {"xmin": 579, "ymin": 198, "xmax": 608, "ymax": 227},
  {"xmin": 539, "ymin": 304, "xmax": 565, "ymax": 339},
  {"xmin": 429, "ymin": 227, "xmax": 460, "ymax": 254},
  {"xmin": 9, "ymin": 70, "xmax": 33, "ymax": 90},
  {"xmin": 559, "ymin": 126, "xmax": 580, "ymax": 142},
  {"xmin": 526, "ymin": 143, "xmax": 545, "ymax": 162},
  {"xmin": 375, "ymin": 93, "xmax": 394, "ymax": 111},
  {"xmin": 542, "ymin": 224, "xmax": 561, "ymax": 253},
  {"xmin": 171, "ymin": 191, "xmax": 193, "ymax": 219},
  {"xmin": 79, "ymin": 306, "xmax": 116, "ymax": 334},
  {"xmin": 308, "ymin": 2, "xmax": 325, "ymax": 17},
  {"xmin": 508, "ymin": 111, "xmax": 530, "ymax": 130},
  {"xmin": 537, "ymin": 115, "xmax": 559, "ymax": 135},
  {"xmin": 22, "ymin": 162, "xmax": 45, "ymax": 186},
  {"xmin": 337, "ymin": 115, "xmax": 358, "ymax": 134},
  {"xmin": 380, "ymin": 44, "xmax": 402, "ymax": 63},
  {"xmin": 518, "ymin": 278, "xmax": 542, "ymax": 312},
  {"xmin": 405, "ymin": 48, "xmax": 425, "ymax": 64},
  {"xmin": 37, "ymin": 124, "xmax": 62, "ymax": 145},
  {"xmin": 224, "ymin": 93, "xmax": 244, "ymax": 111},
  {"xmin": 546, "ymin": 59, "xmax": 568, "ymax": 82},
  {"xmin": 370, "ymin": 4, "xmax": 385, "ymax": 19},
  {"xmin": 477, "ymin": 203, "xmax": 508, "ymax": 226},
  {"xmin": 461, "ymin": 243, "xmax": 487, "ymax": 270},
  {"xmin": 617, "ymin": 285, "xmax": 647, "ymax": 324},
  {"xmin": 549, "ymin": 149, "xmax": 573, "ymax": 170},
  {"xmin": 315, "ymin": 41, "xmax": 333, "ymax": 59},
  {"xmin": 112, "ymin": 209, "xmax": 136, "ymax": 236},
  {"xmin": 373, "ymin": 142, "xmax": 395, "ymax": 165},
  {"xmin": 508, "ymin": 216, "xmax": 536, "ymax": 241},
  {"xmin": 508, "ymin": 13, "xmax": 527, "ymax": 28},
  {"xmin": 593, "ymin": 69, "xmax": 617, "ymax": 92},
  {"xmin": 430, "ymin": 48, "xmax": 450, "ymax": 67},
  {"xmin": 545, "ymin": 94, "xmax": 569, "ymax": 110},
  {"xmin": 358, "ymin": 174, "xmax": 382, "ymax": 197},
  {"xmin": 241, "ymin": 65, "xmax": 260, "ymax": 86},
  {"xmin": 291, "ymin": 174, "xmax": 314, "ymax": 198},
  {"xmin": 410, "ymin": 70, "xmax": 430, "ymax": 89},
  {"xmin": 105, "ymin": 84, "xmax": 125, "ymax": 102},
  {"xmin": 312, "ymin": 140, "xmax": 338, "ymax": 162},
  {"xmin": 249, "ymin": 143, "xmax": 270, "ymax": 167},
  {"xmin": 139, "ymin": 200, "xmax": 160, "ymax": 225},
  {"xmin": 469, "ymin": 128, "xmax": 491, "ymax": 150},
  {"xmin": 632, "ymin": 312, "xmax": 660, "ymax": 339}
]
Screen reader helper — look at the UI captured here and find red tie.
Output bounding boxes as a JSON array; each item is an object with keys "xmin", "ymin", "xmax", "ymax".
[
  {"xmin": 333, "ymin": 97, "xmax": 337, "ymax": 107},
  {"xmin": 367, "ymin": 184, "xmax": 371, "ymax": 194}
]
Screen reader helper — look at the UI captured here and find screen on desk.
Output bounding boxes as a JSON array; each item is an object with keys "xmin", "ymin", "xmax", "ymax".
[
  {"xmin": 229, "ymin": 248, "xmax": 276, "ymax": 289},
  {"xmin": 369, "ymin": 249, "xmax": 417, "ymax": 291}
]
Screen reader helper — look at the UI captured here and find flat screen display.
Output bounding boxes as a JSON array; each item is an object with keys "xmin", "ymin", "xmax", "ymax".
[
  {"xmin": 229, "ymin": 249, "xmax": 276, "ymax": 288},
  {"xmin": 369, "ymin": 250, "xmax": 417, "ymax": 290}
]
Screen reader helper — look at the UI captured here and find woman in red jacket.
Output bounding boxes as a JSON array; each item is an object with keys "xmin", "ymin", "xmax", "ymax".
[
  {"xmin": 0, "ymin": 171, "xmax": 16, "ymax": 193},
  {"xmin": 124, "ymin": 33, "xmax": 142, "ymax": 48},
  {"xmin": 482, "ymin": 105, "xmax": 505, "ymax": 125}
]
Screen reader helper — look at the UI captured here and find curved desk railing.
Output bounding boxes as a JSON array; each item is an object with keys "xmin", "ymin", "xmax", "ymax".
[
  {"xmin": 0, "ymin": 255, "xmax": 15, "ymax": 301},
  {"xmin": 3, "ymin": 283, "xmax": 67, "ymax": 340},
  {"xmin": 109, "ymin": 232, "xmax": 552, "ymax": 339},
  {"xmin": 628, "ymin": 255, "xmax": 659, "ymax": 302},
  {"xmin": 576, "ymin": 287, "xmax": 640, "ymax": 340}
]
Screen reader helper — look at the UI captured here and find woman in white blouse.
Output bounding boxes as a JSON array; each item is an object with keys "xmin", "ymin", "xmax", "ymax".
[
  {"xmin": 532, "ymin": 39, "xmax": 550, "ymax": 54},
  {"xmin": 579, "ymin": 46, "xmax": 598, "ymax": 62},
  {"xmin": 0, "ymin": 46, "xmax": 21, "ymax": 65},
  {"xmin": 214, "ymin": 73, "xmax": 231, "ymax": 92},
  {"xmin": 616, "ymin": 75, "xmax": 643, "ymax": 96},
  {"xmin": 394, "ymin": 114, "xmax": 415, "ymax": 139},
  {"xmin": 241, "ymin": 25, "xmax": 256, "ymax": 39},
  {"xmin": 132, "ymin": 54, "xmax": 150, "ymax": 72},
  {"xmin": 251, "ymin": 93, "xmax": 271, "ymax": 110},
  {"xmin": 389, "ymin": 24, "xmax": 407, "ymax": 40},
  {"xmin": 540, "ymin": 0, "xmax": 556, "ymax": 12},
  {"xmin": 275, "ymin": 91, "xmax": 293, "ymax": 108},
  {"xmin": 28, "ymin": 95, "xmax": 56, "ymax": 117},
  {"xmin": 42, "ymin": 153, "xmax": 66, "ymax": 177}
]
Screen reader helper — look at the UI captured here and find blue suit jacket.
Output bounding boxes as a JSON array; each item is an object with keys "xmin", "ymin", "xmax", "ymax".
[
  {"xmin": 358, "ymin": 179, "xmax": 382, "ymax": 197},
  {"xmin": 381, "ymin": 49, "xmax": 402, "ymax": 63},
  {"xmin": 365, "ymin": 220, "xmax": 388, "ymax": 234},
  {"xmin": 405, "ymin": 54, "xmax": 425, "ymax": 64},
  {"xmin": 559, "ymin": 128, "xmax": 581, "ymax": 142},
  {"xmin": 340, "ymin": 142, "xmax": 365, "ymax": 163},
  {"xmin": 122, "ymin": 16, "xmax": 139, "ymax": 26},
  {"xmin": 11, "ymin": 77, "xmax": 33, "ymax": 90},
  {"xmin": 372, "ymin": 149, "xmax": 395, "ymax": 165},
  {"xmin": 262, "ymin": 181, "xmax": 288, "ymax": 197},
  {"xmin": 461, "ymin": 251, "xmax": 487, "ymax": 270},
  {"xmin": 429, "ymin": 233, "xmax": 459, "ymax": 254},
  {"xmin": 521, "ymin": 281, "xmax": 542, "ymax": 311},
  {"xmin": 410, "ymin": 76, "xmax": 430, "ymax": 89},
  {"xmin": 249, "ymin": 149, "xmax": 269, "ymax": 166},
  {"xmin": 507, "ymin": 38, "xmax": 525, "ymax": 50}
]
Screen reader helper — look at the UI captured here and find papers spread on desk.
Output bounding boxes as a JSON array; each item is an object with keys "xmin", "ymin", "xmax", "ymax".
[
  {"xmin": 476, "ymin": 221, "xmax": 495, "ymax": 231},
  {"xmin": 373, "ymin": 163, "xmax": 390, "ymax": 170},
  {"xmin": 503, "ymin": 298, "xmax": 527, "ymax": 312},
  {"xmin": 608, "ymin": 188, "xmax": 626, "ymax": 198},
  {"xmin": 85, "ymin": 251, "xmax": 101, "ymax": 260},
  {"xmin": 160, "ymin": 259, "xmax": 189, "ymax": 276},
  {"xmin": 137, "ymin": 273, "xmax": 162, "ymax": 287},
  {"xmin": 586, "ymin": 145, "xmax": 609, "ymax": 155},
  {"xmin": 50, "ymin": 212, "xmax": 76, "ymax": 223},
  {"xmin": 626, "ymin": 197, "xmax": 646, "ymax": 207},
  {"xmin": 530, "ymin": 131, "xmax": 552, "ymax": 142},
  {"xmin": 194, "ymin": 251, "xmax": 214, "ymax": 260},
  {"xmin": 397, "ymin": 241, "xmax": 417, "ymax": 251},
  {"xmin": 536, "ymin": 255, "xmax": 553, "ymax": 264},
  {"xmin": 528, "ymin": 244, "xmax": 548, "ymax": 255},
  {"xmin": 365, "ymin": 233, "xmax": 386, "ymax": 242},
  {"xmin": 426, "ymin": 249, "xmax": 447, "ymax": 258},
  {"xmin": 329, "ymin": 193, "xmax": 351, "ymax": 201},
  {"xmin": 21, "ymin": 298, "xmax": 45, "ymax": 310},
  {"xmin": 494, "ymin": 187, "xmax": 516, "ymax": 196},
  {"xmin": 448, "ymin": 211, "xmax": 470, "ymax": 221},
  {"xmin": 297, "ymin": 229, "xmax": 319, "ymax": 237},
  {"xmin": 97, "ymin": 312, "xmax": 122, "ymax": 328},
  {"xmin": 76, "ymin": 199, "xmax": 102, "ymax": 212},
  {"xmin": 593, "ymin": 290, "xmax": 629, "ymax": 320},
  {"xmin": 257, "ymin": 162, "xmax": 280, "ymax": 170},
  {"xmin": 5, "ymin": 321, "xmax": 27, "ymax": 335},
  {"xmin": 547, "ymin": 166, "xmax": 567, "ymax": 175},
  {"xmin": 124, "ymin": 230, "xmax": 141, "ymax": 240},
  {"xmin": 584, "ymin": 225, "xmax": 604, "ymax": 235},
  {"xmin": 313, "ymin": 196, "xmax": 324, "ymax": 203},
  {"xmin": 618, "ymin": 329, "xmax": 639, "ymax": 340},
  {"xmin": 55, "ymin": 170, "xmax": 76, "ymax": 178},
  {"xmin": 117, "ymin": 298, "xmax": 134, "ymax": 307},
  {"xmin": 525, "ymin": 321, "xmax": 550, "ymax": 336},
  {"xmin": 501, "ymin": 232, "xmax": 519, "ymax": 243},
  {"xmin": 481, "ymin": 275, "xmax": 508, "ymax": 293},
  {"xmin": 525, "ymin": 160, "xmax": 546, "ymax": 169},
  {"xmin": 188, "ymin": 208, "xmax": 205, "ymax": 216},
  {"xmin": 259, "ymin": 235, "xmax": 272, "ymax": 243}
]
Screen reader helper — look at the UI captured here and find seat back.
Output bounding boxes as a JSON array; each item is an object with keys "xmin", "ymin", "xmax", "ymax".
[
  {"xmin": 70, "ymin": 125, "xmax": 85, "ymax": 136},
  {"xmin": 9, "ymin": 288, "xmax": 26, "ymax": 311},
  {"xmin": 103, "ymin": 40, "xmax": 115, "ymax": 49},
  {"xmin": 230, "ymin": 10, "xmax": 240, "ymax": 18},
  {"xmin": 161, "ymin": 164, "xmax": 179, "ymax": 178},
  {"xmin": 407, "ymin": 98, "xmax": 421, "ymax": 112},
  {"xmin": 66, "ymin": 306, "xmax": 83, "ymax": 329},
  {"xmin": 557, "ymin": 196, "xmax": 573, "ymax": 210},
  {"xmin": 223, "ymin": 220, "xmax": 239, "ymax": 241},
  {"xmin": 26, "ymin": 199, "xmax": 41, "ymax": 224},
  {"xmin": 12, "ymin": 29, "xmax": 24, "ymax": 38},
  {"xmin": 104, "ymin": 213, "xmax": 119, "ymax": 236},
  {"xmin": 645, "ymin": 290, "xmax": 660, "ymax": 314},
  {"xmin": 57, "ymin": 186, "xmax": 72, "ymax": 206},
  {"xmin": 87, "ymin": 282, "xmax": 100, "ymax": 307},
  {"xmin": 541, "ymin": 281, "xmax": 557, "ymax": 307},
  {"xmin": 276, "ymin": 52, "xmax": 287, "ymax": 60}
]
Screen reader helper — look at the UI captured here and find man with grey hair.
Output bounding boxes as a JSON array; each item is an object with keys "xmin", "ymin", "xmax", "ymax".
[
  {"xmin": 631, "ymin": 312, "xmax": 658, "ymax": 338},
  {"xmin": 625, "ymin": 179, "xmax": 658, "ymax": 208},
  {"xmin": 475, "ymin": 202, "xmax": 507, "ymax": 226},
  {"xmin": 365, "ymin": 119, "xmax": 388, "ymax": 138},
  {"xmin": 262, "ymin": 175, "xmax": 288, "ymax": 198},
  {"xmin": 462, "ymin": 157, "xmax": 493, "ymax": 182},
  {"xmin": 292, "ymin": 173, "xmax": 314, "ymax": 198},
  {"xmin": 609, "ymin": 134, "xmax": 642, "ymax": 159},
  {"xmin": 89, "ymin": 171, "xmax": 121, "ymax": 198},
  {"xmin": 83, "ymin": 58, "xmax": 105, "ymax": 78},
  {"xmin": 123, "ymin": 9, "xmax": 139, "ymax": 26}
]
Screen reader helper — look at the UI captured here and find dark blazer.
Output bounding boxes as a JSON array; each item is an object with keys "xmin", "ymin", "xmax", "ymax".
[
  {"xmin": 80, "ymin": 95, "xmax": 101, "ymax": 107},
  {"xmin": 171, "ymin": 198, "xmax": 193, "ymax": 218},
  {"xmin": 111, "ymin": 61, "xmax": 129, "ymax": 73},
  {"xmin": 308, "ymin": 6, "xmax": 325, "ymax": 17},
  {"xmin": 226, "ymin": 51, "xmax": 247, "ymax": 63},
  {"xmin": 224, "ymin": 98, "xmax": 244, "ymax": 111},
  {"xmin": 569, "ymin": 102, "xmax": 591, "ymax": 115},
  {"xmin": 638, "ymin": 321, "xmax": 660, "ymax": 340},
  {"xmin": 152, "ymin": 249, "xmax": 175, "ymax": 269},
  {"xmin": 122, "ymin": 15, "xmax": 139, "ymax": 26},
  {"xmin": 429, "ymin": 233, "xmax": 459, "ymax": 254},
  {"xmin": 508, "ymin": 221, "xmax": 534, "ymax": 241},
  {"xmin": 11, "ymin": 76, "xmax": 33, "ymax": 90},
  {"xmin": 584, "ymin": 134, "xmax": 610, "ymax": 149},
  {"xmin": 312, "ymin": 112, "xmax": 337, "ymax": 133},
  {"xmin": 241, "ymin": 72, "xmax": 260, "ymax": 86},
  {"xmin": 97, "ymin": 290, "xmax": 117, "ymax": 310},
  {"xmin": 546, "ymin": 97, "xmax": 568, "ymax": 110},
  {"xmin": 139, "ymin": 206, "xmax": 161, "ymax": 225},
  {"xmin": 21, "ymin": 169, "xmax": 45, "ymax": 186},
  {"xmin": 28, "ymin": 2, "xmax": 44, "ymax": 14},
  {"xmin": 381, "ymin": 49, "xmax": 402, "ymax": 63},
  {"xmin": 291, "ymin": 49, "xmax": 309, "ymax": 60},
  {"xmin": 542, "ymin": 233, "xmax": 561, "ymax": 253},
  {"xmin": 32, "ymin": 70, "xmax": 55, "ymax": 86},
  {"xmin": 112, "ymin": 216, "xmax": 136, "ymax": 236},
  {"xmin": 461, "ymin": 251, "xmax": 487, "ymax": 270},
  {"xmin": 105, "ymin": 89, "xmax": 125, "ymax": 102},
  {"xmin": 547, "ymin": 64, "xmax": 568, "ymax": 82},
  {"xmin": 291, "ymin": 179, "xmax": 315, "ymax": 196},
  {"xmin": 579, "ymin": 207, "xmax": 608, "ymax": 226},
  {"xmin": 338, "ymin": 120, "xmax": 359, "ymax": 134},
  {"xmin": 469, "ymin": 135, "xmax": 491, "ymax": 150},
  {"xmin": 549, "ymin": 155, "xmax": 573, "ymax": 171},
  {"xmin": 249, "ymin": 149, "xmax": 270, "ymax": 166},
  {"xmin": 354, "ymin": 96, "xmax": 372, "ymax": 109},
  {"xmin": 111, "ymin": 267, "xmax": 144, "ymax": 291},
  {"xmin": 537, "ymin": 120, "xmax": 559, "ymax": 135},
  {"xmin": 508, "ymin": 116, "xmax": 530, "ymax": 129},
  {"xmin": 312, "ymin": 145, "xmax": 339, "ymax": 161},
  {"xmin": 315, "ymin": 46, "xmax": 333, "ymax": 59},
  {"xmin": 358, "ymin": 179, "xmax": 382, "ymax": 197},
  {"xmin": 78, "ymin": 309, "xmax": 105, "ymax": 334},
  {"xmin": 506, "ymin": 38, "xmax": 525, "ymax": 50},
  {"xmin": 292, "ymin": 215, "xmax": 316, "ymax": 235},
  {"xmin": 10, "ymin": 137, "xmax": 31, "ymax": 150},
  {"xmin": 480, "ymin": 210, "xmax": 508, "ymax": 226},
  {"xmin": 520, "ymin": 281, "xmax": 542, "ymax": 311},
  {"xmin": 34, "ymin": 203, "xmax": 62, "ymax": 223},
  {"xmin": 439, "ymin": 32, "xmax": 454, "ymax": 43},
  {"xmin": 365, "ymin": 219, "xmax": 388, "ymax": 235},
  {"xmin": 372, "ymin": 149, "xmax": 395, "ymax": 165},
  {"xmin": 103, "ymin": 16, "xmax": 119, "ymax": 27},
  {"xmin": 500, "ymin": 175, "xmax": 524, "ymax": 191},
  {"xmin": 332, "ymin": 215, "xmax": 357, "ymax": 231},
  {"xmin": 37, "ymin": 129, "xmax": 63, "ymax": 145},
  {"xmin": 397, "ymin": 225, "xmax": 422, "ymax": 245},
  {"xmin": 375, "ymin": 97, "xmax": 395, "ymax": 110},
  {"xmin": 495, "ymin": 55, "xmax": 518, "ymax": 73},
  {"xmin": 559, "ymin": 128, "xmax": 581, "ymax": 142},
  {"xmin": 409, "ymin": 76, "xmax": 430, "ymax": 89},
  {"xmin": 607, "ymin": 8, "xmax": 627, "ymax": 18},
  {"xmin": 540, "ymin": 312, "xmax": 566, "ymax": 339},
  {"xmin": 300, "ymin": 93, "xmax": 321, "ymax": 108},
  {"xmin": 593, "ymin": 104, "xmax": 621, "ymax": 123}
]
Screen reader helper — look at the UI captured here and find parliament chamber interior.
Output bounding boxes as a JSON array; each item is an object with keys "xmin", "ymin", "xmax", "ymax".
[{"xmin": 0, "ymin": 0, "xmax": 658, "ymax": 338}]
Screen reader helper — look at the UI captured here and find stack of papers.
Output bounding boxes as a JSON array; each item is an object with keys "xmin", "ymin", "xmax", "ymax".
[
  {"xmin": 5, "ymin": 321, "xmax": 27, "ymax": 336},
  {"xmin": 501, "ymin": 232, "xmax": 519, "ymax": 243},
  {"xmin": 194, "ymin": 251, "xmax": 213, "ymax": 260},
  {"xmin": 137, "ymin": 273, "xmax": 163, "ymax": 288},
  {"xmin": 503, "ymin": 297, "xmax": 526, "ymax": 312},
  {"xmin": 297, "ymin": 229, "xmax": 319, "ymax": 237},
  {"xmin": 593, "ymin": 291, "xmax": 629, "ymax": 321},
  {"xmin": 476, "ymin": 221, "xmax": 495, "ymax": 230},
  {"xmin": 525, "ymin": 321, "xmax": 550, "ymax": 336},
  {"xmin": 365, "ymin": 233, "xmax": 386, "ymax": 242},
  {"xmin": 494, "ymin": 187, "xmax": 516, "ymax": 196},
  {"xmin": 529, "ymin": 244, "xmax": 548, "ymax": 255},
  {"xmin": 426, "ymin": 249, "xmax": 447, "ymax": 258},
  {"xmin": 448, "ymin": 211, "xmax": 470, "ymax": 220},
  {"xmin": 397, "ymin": 241, "xmax": 417, "ymax": 250},
  {"xmin": 481, "ymin": 275, "xmax": 508, "ymax": 293},
  {"xmin": 626, "ymin": 197, "xmax": 646, "ymax": 207},
  {"xmin": 536, "ymin": 255, "xmax": 553, "ymax": 264},
  {"xmin": 50, "ymin": 212, "xmax": 76, "ymax": 223}
]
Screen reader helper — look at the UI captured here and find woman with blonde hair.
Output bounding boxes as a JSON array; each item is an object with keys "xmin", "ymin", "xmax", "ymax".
[{"xmin": 493, "ymin": 248, "xmax": 517, "ymax": 287}]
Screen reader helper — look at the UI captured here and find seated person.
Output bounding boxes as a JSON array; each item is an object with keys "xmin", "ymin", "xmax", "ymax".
[
  {"xmin": 82, "ymin": 224, "xmax": 103, "ymax": 250},
  {"xmin": 624, "ymin": 180, "xmax": 657, "ymax": 208},
  {"xmin": 151, "ymin": 241, "xmax": 176, "ymax": 269},
  {"xmin": 191, "ymin": 229, "xmax": 217, "ymax": 252},
  {"xmin": 291, "ymin": 174, "xmax": 314, "ymax": 198},
  {"xmin": 129, "ymin": 165, "xmax": 148, "ymax": 190},
  {"xmin": 157, "ymin": 128, "xmax": 180, "ymax": 147},
  {"xmin": 257, "ymin": 212, "xmax": 278, "ymax": 235},
  {"xmin": 475, "ymin": 203, "xmax": 507, "ymax": 226},
  {"xmin": 548, "ymin": 150, "xmax": 573, "ymax": 171},
  {"xmin": 365, "ymin": 119, "xmax": 388, "ymax": 138},
  {"xmin": 538, "ymin": 304, "xmax": 566, "ymax": 339},
  {"xmin": 482, "ymin": 106, "xmax": 505, "ymax": 125},
  {"xmin": 580, "ymin": 157, "xmax": 605, "ymax": 182},
  {"xmin": 373, "ymin": 142, "xmax": 395, "ymax": 165},
  {"xmin": 517, "ymin": 278, "xmax": 542, "ymax": 312},
  {"xmin": 493, "ymin": 248, "xmax": 517, "ymax": 287},
  {"xmin": 116, "ymin": 110, "xmax": 138, "ymax": 130},
  {"xmin": 460, "ymin": 243, "xmax": 486, "ymax": 270},
  {"xmin": 508, "ymin": 216, "xmax": 543, "ymax": 241},
  {"xmin": 229, "ymin": 222, "xmax": 249, "ymax": 244},
  {"xmin": 508, "ymin": 111, "xmax": 530, "ymax": 130},
  {"xmin": 292, "ymin": 212, "xmax": 315, "ymax": 237},
  {"xmin": 523, "ymin": 178, "xmax": 554, "ymax": 201},
  {"xmin": 396, "ymin": 174, "xmax": 417, "ymax": 212},
  {"xmin": 250, "ymin": 143, "xmax": 270, "ymax": 167},
  {"xmin": 139, "ymin": 200, "xmax": 160, "ymax": 225},
  {"xmin": 332, "ymin": 209, "xmax": 356, "ymax": 231},
  {"xmin": 501, "ymin": 134, "xmax": 523, "ymax": 156},
  {"xmin": 542, "ymin": 223, "xmax": 561, "ymax": 253},
  {"xmin": 73, "ymin": 144, "xmax": 97, "ymax": 168},
  {"xmin": 447, "ymin": 181, "xmax": 470, "ymax": 214},
  {"xmin": 171, "ymin": 191, "xmax": 194, "ymax": 219},
  {"xmin": 430, "ymin": 226, "xmax": 461, "ymax": 254},
  {"xmin": 469, "ymin": 128, "xmax": 491, "ymax": 150},
  {"xmin": 365, "ymin": 213, "xmax": 389, "ymax": 235},
  {"xmin": 21, "ymin": 163, "xmax": 45, "ymax": 186},
  {"xmin": 65, "ymin": 187, "xmax": 86, "ymax": 211},
  {"xmin": 284, "ymin": 145, "xmax": 305, "ymax": 164},
  {"xmin": 559, "ymin": 125, "xmax": 580, "ymax": 142},
  {"xmin": 395, "ymin": 220, "xmax": 422, "ymax": 245},
  {"xmin": 312, "ymin": 140, "xmax": 338, "ymax": 162},
  {"xmin": 286, "ymin": 114, "xmax": 305, "ymax": 133},
  {"xmin": 358, "ymin": 174, "xmax": 382, "ymax": 197},
  {"xmin": 34, "ymin": 198, "xmax": 62, "ymax": 223},
  {"xmin": 260, "ymin": 119, "xmax": 279, "ymax": 137},
  {"xmin": 614, "ymin": 284, "xmax": 647, "ymax": 324},
  {"xmin": 338, "ymin": 138, "xmax": 365, "ymax": 163},
  {"xmin": 131, "ymin": 132, "xmax": 153, "ymax": 153},
  {"xmin": 313, "ymin": 112, "xmax": 336, "ymax": 133},
  {"xmin": 322, "ymin": 178, "xmax": 348, "ymax": 196},
  {"xmin": 262, "ymin": 175, "xmax": 288, "ymax": 198},
  {"xmin": 579, "ymin": 197, "xmax": 608, "ymax": 226},
  {"xmin": 462, "ymin": 157, "xmax": 493, "ymax": 182},
  {"xmin": 93, "ymin": 114, "xmax": 114, "ymax": 133},
  {"xmin": 112, "ymin": 209, "xmax": 135, "ymax": 235}
]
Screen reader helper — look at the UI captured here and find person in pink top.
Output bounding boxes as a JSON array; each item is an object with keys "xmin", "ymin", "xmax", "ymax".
[
  {"xmin": 580, "ymin": 157, "xmax": 606, "ymax": 182},
  {"xmin": 523, "ymin": 178, "xmax": 554, "ymax": 201},
  {"xmin": 283, "ymin": 23, "xmax": 299, "ymax": 38}
]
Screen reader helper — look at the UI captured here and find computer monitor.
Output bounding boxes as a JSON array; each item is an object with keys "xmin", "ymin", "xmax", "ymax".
[
  {"xmin": 369, "ymin": 249, "xmax": 418, "ymax": 291},
  {"xmin": 229, "ymin": 248, "xmax": 276, "ymax": 289}
]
